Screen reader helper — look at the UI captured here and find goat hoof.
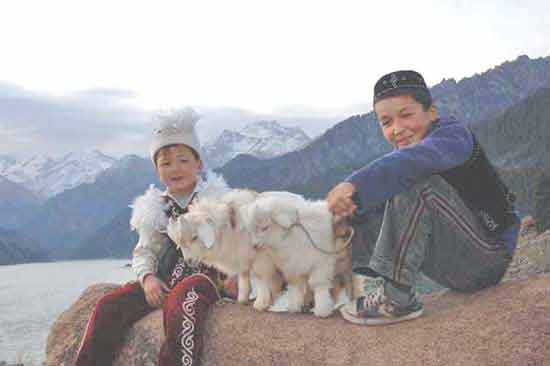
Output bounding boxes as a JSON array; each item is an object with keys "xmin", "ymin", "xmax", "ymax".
[
  {"xmin": 313, "ymin": 307, "xmax": 333, "ymax": 318},
  {"xmin": 287, "ymin": 303, "xmax": 303, "ymax": 313},
  {"xmin": 313, "ymin": 301, "xmax": 334, "ymax": 317},
  {"xmin": 253, "ymin": 298, "xmax": 271, "ymax": 311}
]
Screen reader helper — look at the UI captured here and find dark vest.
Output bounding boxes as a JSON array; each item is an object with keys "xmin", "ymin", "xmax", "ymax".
[
  {"xmin": 155, "ymin": 194, "xmax": 224, "ymax": 285},
  {"xmin": 439, "ymin": 134, "xmax": 517, "ymax": 236},
  {"xmin": 155, "ymin": 196, "xmax": 186, "ymax": 282}
]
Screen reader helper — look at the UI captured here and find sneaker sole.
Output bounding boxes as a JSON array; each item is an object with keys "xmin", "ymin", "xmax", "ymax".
[{"xmin": 340, "ymin": 306, "xmax": 424, "ymax": 326}]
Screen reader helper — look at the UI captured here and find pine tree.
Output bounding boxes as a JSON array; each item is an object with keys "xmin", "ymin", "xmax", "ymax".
[{"xmin": 533, "ymin": 172, "xmax": 550, "ymax": 233}]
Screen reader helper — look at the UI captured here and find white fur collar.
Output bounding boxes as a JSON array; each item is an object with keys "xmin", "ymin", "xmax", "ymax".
[
  {"xmin": 129, "ymin": 171, "xmax": 229, "ymax": 235},
  {"xmin": 195, "ymin": 170, "xmax": 230, "ymax": 202}
]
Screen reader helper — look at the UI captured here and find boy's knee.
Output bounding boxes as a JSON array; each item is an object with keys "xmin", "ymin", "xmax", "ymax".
[
  {"xmin": 168, "ymin": 274, "xmax": 220, "ymax": 305},
  {"xmin": 398, "ymin": 176, "xmax": 451, "ymax": 198},
  {"xmin": 95, "ymin": 292, "xmax": 122, "ymax": 312}
]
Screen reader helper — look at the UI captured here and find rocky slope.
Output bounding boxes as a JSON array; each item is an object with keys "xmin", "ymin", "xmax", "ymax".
[
  {"xmin": 45, "ymin": 230, "xmax": 550, "ymax": 366},
  {"xmin": 21, "ymin": 155, "xmax": 158, "ymax": 258},
  {"xmin": 0, "ymin": 227, "xmax": 48, "ymax": 265},
  {"xmin": 0, "ymin": 176, "xmax": 41, "ymax": 230},
  {"xmin": 433, "ymin": 55, "xmax": 550, "ymax": 126},
  {"xmin": 534, "ymin": 173, "xmax": 550, "ymax": 233},
  {"xmin": 69, "ymin": 206, "xmax": 138, "ymax": 259},
  {"xmin": 472, "ymin": 87, "xmax": 550, "ymax": 214}
]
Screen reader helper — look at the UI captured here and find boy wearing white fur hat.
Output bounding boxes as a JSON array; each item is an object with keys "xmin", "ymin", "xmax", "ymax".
[{"xmin": 75, "ymin": 108, "xmax": 232, "ymax": 366}]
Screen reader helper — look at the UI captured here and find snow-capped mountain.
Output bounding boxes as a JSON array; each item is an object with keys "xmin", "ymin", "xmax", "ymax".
[
  {"xmin": 0, "ymin": 155, "xmax": 16, "ymax": 172},
  {"xmin": 203, "ymin": 120, "xmax": 312, "ymax": 168},
  {"xmin": 1, "ymin": 150, "xmax": 116, "ymax": 199}
]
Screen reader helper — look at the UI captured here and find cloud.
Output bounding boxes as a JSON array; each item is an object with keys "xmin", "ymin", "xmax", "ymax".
[
  {"xmin": 69, "ymin": 88, "xmax": 140, "ymax": 101},
  {"xmin": 0, "ymin": 82, "xmax": 36, "ymax": 98},
  {"xmin": 0, "ymin": 82, "xmax": 345, "ymax": 159},
  {"xmin": 0, "ymin": 82, "xmax": 151, "ymax": 158}
]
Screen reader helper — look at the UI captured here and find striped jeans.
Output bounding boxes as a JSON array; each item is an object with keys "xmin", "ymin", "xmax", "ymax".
[{"xmin": 351, "ymin": 175, "xmax": 515, "ymax": 291}]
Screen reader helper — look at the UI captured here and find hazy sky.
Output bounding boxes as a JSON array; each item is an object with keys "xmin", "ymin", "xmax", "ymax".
[{"xmin": 1, "ymin": 0, "xmax": 549, "ymax": 158}]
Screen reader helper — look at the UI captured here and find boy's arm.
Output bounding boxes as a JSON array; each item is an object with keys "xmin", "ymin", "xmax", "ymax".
[
  {"xmin": 129, "ymin": 185, "xmax": 169, "ymax": 285},
  {"xmin": 345, "ymin": 121, "xmax": 473, "ymax": 210},
  {"xmin": 132, "ymin": 230, "xmax": 164, "ymax": 285}
]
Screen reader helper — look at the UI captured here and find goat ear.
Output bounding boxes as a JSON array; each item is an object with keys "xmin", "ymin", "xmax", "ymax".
[
  {"xmin": 272, "ymin": 207, "xmax": 298, "ymax": 229},
  {"xmin": 236, "ymin": 204, "xmax": 254, "ymax": 231},
  {"xmin": 226, "ymin": 203, "xmax": 237, "ymax": 229},
  {"xmin": 197, "ymin": 218, "xmax": 216, "ymax": 249}
]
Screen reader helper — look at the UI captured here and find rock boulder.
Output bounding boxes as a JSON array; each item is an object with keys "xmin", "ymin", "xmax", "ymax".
[
  {"xmin": 45, "ymin": 273, "xmax": 550, "ymax": 366},
  {"xmin": 45, "ymin": 232, "xmax": 550, "ymax": 366}
]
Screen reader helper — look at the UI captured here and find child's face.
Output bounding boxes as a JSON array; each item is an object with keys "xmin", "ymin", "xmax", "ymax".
[
  {"xmin": 374, "ymin": 94, "xmax": 437, "ymax": 149},
  {"xmin": 156, "ymin": 145, "xmax": 203, "ymax": 197}
]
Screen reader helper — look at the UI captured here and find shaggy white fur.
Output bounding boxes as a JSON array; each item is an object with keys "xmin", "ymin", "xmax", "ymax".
[
  {"xmin": 244, "ymin": 195, "xmax": 352, "ymax": 317},
  {"xmin": 129, "ymin": 171, "xmax": 229, "ymax": 235},
  {"xmin": 130, "ymin": 185, "xmax": 169, "ymax": 237},
  {"xmin": 165, "ymin": 188, "xmax": 352, "ymax": 316},
  {"xmin": 128, "ymin": 171, "xmax": 229, "ymax": 283},
  {"xmin": 166, "ymin": 190, "xmax": 283, "ymax": 309},
  {"xmin": 153, "ymin": 107, "xmax": 200, "ymax": 134}
]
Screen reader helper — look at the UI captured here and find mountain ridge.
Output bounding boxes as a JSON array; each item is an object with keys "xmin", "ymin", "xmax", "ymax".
[
  {"xmin": 6, "ymin": 54, "xmax": 550, "ymax": 261},
  {"xmin": 1, "ymin": 150, "xmax": 116, "ymax": 199},
  {"xmin": 203, "ymin": 120, "xmax": 311, "ymax": 168},
  {"xmin": 218, "ymin": 55, "xmax": 550, "ymax": 197}
]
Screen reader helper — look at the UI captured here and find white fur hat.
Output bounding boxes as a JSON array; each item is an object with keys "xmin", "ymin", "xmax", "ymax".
[{"xmin": 149, "ymin": 107, "xmax": 202, "ymax": 165}]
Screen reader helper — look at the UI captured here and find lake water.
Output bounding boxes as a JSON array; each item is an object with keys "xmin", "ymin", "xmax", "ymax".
[{"xmin": 0, "ymin": 259, "xmax": 135, "ymax": 365}]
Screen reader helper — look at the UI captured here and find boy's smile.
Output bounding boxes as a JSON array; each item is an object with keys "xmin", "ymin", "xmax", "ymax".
[
  {"xmin": 156, "ymin": 145, "xmax": 203, "ymax": 198},
  {"xmin": 374, "ymin": 95, "xmax": 437, "ymax": 149}
]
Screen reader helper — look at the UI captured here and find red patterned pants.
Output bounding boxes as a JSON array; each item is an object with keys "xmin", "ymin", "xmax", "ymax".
[{"xmin": 75, "ymin": 273, "xmax": 220, "ymax": 366}]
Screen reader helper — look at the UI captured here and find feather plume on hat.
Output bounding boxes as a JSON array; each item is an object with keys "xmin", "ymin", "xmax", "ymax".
[
  {"xmin": 149, "ymin": 107, "xmax": 203, "ymax": 165},
  {"xmin": 152, "ymin": 107, "xmax": 201, "ymax": 135}
]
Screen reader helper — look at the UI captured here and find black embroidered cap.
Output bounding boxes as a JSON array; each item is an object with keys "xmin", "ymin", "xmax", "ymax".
[{"xmin": 373, "ymin": 70, "xmax": 430, "ymax": 104}]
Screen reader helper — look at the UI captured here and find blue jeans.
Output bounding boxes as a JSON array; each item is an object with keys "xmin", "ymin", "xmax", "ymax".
[{"xmin": 351, "ymin": 176, "xmax": 516, "ymax": 291}]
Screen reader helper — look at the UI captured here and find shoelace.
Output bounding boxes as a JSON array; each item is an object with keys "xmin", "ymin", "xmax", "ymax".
[{"xmin": 362, "ymin": 285, "xmax": 385, "ymax": 310}]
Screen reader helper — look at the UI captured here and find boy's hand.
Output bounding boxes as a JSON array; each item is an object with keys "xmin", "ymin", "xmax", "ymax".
[
  {"xmin": 143, "ymin": 274, "xmax": 170, "ymax": 308},
  {"xmin": 223, "ymin": 275, "xmax": 239, "ymax": 300},
  {"xmin": 327, "ymin": 182, "xmax": 357, "ymax": 217}
]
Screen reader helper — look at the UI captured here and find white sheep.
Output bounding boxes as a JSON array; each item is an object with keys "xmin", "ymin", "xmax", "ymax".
[
  {"xmin": 242, "ymin": 194, "xmax": 353, "ymax": 317},
  {"xmin": 166, "ymin": 189, "xmax": 284, "ymax": 310}
]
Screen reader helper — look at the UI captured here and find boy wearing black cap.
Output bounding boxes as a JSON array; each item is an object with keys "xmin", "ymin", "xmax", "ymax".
[{"xmin": 328, "ymin": 70, "xmax": 519, "ymax": 325}]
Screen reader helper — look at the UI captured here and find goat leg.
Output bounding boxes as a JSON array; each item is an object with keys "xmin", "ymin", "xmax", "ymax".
[{"xmin": 237, "ymin": 271, "xmax": 251, "ymax": 304}]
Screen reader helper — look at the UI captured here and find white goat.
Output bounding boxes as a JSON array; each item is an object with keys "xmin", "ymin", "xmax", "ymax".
[
  {"xmin": 166, "ymin": 189, "xmax": 283, "ymax": 310},
  {"xmin": 242, "ymin": 194, "xmax": 353, "ymax": 317}
]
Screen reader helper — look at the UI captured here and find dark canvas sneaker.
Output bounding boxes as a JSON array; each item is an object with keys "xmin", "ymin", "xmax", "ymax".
[{"xmin": 340, "ymin": 281, "xmax": 424, "ymax": 325}]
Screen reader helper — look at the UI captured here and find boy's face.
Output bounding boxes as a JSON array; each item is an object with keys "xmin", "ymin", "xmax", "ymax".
[
  {"xmin": 374, "ymin": 94, "xmax": 437, "ymax": 149},
  {"xmin": 156, "ymin": 144, "xmax": 203, "ymax": 197}
]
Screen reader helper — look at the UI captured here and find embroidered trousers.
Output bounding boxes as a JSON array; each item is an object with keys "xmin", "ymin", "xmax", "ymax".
[
  {"xmin": 351, "ymin": 175, "xmax": 515, "ymax": 291},
  {"xmin": 75, "ymin": 273, "xmax": 220, "ymax": 366}
]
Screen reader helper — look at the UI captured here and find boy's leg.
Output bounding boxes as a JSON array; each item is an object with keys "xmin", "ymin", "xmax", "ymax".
[
  {"xmin": 342, "ymin": 175, "xmax": 512, "ymax": 325},
  {"xmin": 367, "ymin": 175, "xmax": 511, "ymax": 291},
  {"xmin": 349, "ymin": 205, "xmax": 385, "ymax": 277},
  {"xmin": 348, "ymin": 206, "xmax": 385, "ymax": 297},
  {"xmin": 75, "ymin": 281, "xmax": 154, "ymax": 366},
  {"xmin": 418, "ymin": 178, "xmax": 514, "ymax": 291},
  {"xmin": 158, "ymin": 273, "xmax": 221, "ymax": 366}
]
